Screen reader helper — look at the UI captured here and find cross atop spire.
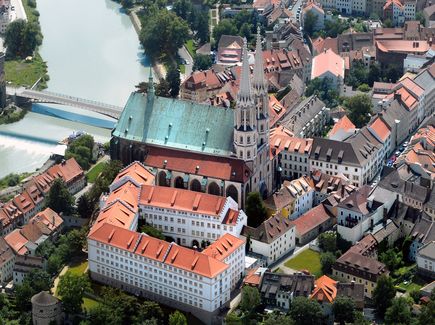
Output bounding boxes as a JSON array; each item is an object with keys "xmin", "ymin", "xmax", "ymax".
[
  {"xmin": 252, "ymin": 27, "xmax": 267, "ymax": 95},
  {"xmin": 237, "ymin": 38, "xmax": 253, "ymax": 106}
]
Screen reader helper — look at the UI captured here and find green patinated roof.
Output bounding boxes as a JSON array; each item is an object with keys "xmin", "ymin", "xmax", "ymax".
[{"xmin": 112, "ymin": 92, "xmax": 235, "ymax": 156}]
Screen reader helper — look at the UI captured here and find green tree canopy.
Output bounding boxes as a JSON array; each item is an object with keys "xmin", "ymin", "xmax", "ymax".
[
  {"xmin": 65, "ymin": 134, "xmax": 95, "ymax": 170},
  {"xmin": 76, "ymin": 193, "xmax": 93, "ymax": 219},
  {"xmin": 212, "ymin": 19, "xmax": 238, "ymax": 43},
  {"xmin": 45, "ymin": 178, "xmax": 74, "ymax": 215},
  {"xmin": 240, "ymin": 286, "xmax": 261, "ymax": 312},
  {"xmin": 140, "ymin": 224, "xmax": 165, "ymax": 240},
  {"xmin": 225, "ymin": 312, "xmax": 242, "ymax": 324},
  {"xmin": 344, "ymin": 94, "xmax": 373, "ymax": 128},
  {"xmin": 58, "ymin": 272, "xmax": 91, "ymax": 315},
  {"xmin": 318, "ymin": 231, "xmax": 337, "ymax": 253},
  {"xmin": 193, "ymin": 54, "xmax": 213, "ymax": 71},
  {"xmin": 166, "ymin": 64, "xmax": 181, "ymax": 98},
  {"xmin": 4, "ymin": 19, "xmax": 42, "ymax": 59},
  {"xmin": 262, "ymin": 312, "xmax": 295, "ymax": 325},
  {"xmin": 384, "ymin": 297, "xmax": 412, "ymax": 325},
  {"xmin": 379, "ymin": 248, "xmax": 403, "ymax": 273},
  {"xmin": 289, "ymin": 296, "xmax": 323, "ymax": 325},
  {"xmin": 332, "ymin": 296, "xmax": 356, "ymax": 325},
  {"xmin": 303, "ymin": 12, "xmax": 317, "ymax": 36},
  {"xmin": 373, "ymin": 275, "xmax": 396, "ymax": 317},
  {"xmin": 169, "ymin": 310, "xmax": 187, "ymax": 325},
  {"xmin": 140, "ymin": 10, "xmax": 189, "ymax": 60},
  {"xmin": 245, "ymin": 192, "xmax": 268, "ymax": 228},
  {"xmin": 305, "ymin": 77, "xmax": 340, "ymax": 108},
  {"xmin": 320, "ymin": 251, "xmax": 336, "ymax": 274}
]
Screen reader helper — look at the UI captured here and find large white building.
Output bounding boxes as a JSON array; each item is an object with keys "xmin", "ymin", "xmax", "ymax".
[
  {"xmin": 241, "ymin": 215, "xmax": 296, "ymax": 265},
  {"xmin": 88, "ymin": 223, "xmax": 245, "ymax": 324}
]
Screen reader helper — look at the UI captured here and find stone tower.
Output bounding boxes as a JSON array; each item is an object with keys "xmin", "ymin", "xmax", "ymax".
[{"xmin": 233, "ymin": 39, "xmax": 257, "ymax": 162}]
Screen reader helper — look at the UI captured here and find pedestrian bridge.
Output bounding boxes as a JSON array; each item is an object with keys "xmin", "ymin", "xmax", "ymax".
[{"xmin": 6, "ymin": 87, "xmax": 123, "ymax": 119}]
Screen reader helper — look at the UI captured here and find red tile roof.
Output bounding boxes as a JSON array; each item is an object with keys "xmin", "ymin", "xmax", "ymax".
[
  {"xmin": 312, "ymin": 49, "xmax": 345, "ymax": 79},
  {"xmin": 139, "ymin": 185, "xmax": 226, "ymax": 216},
  {"xmin": 202, "ymin": 233, "xmax": 245, "ymax": 261},
  {"xmin": 92, "ymin": 200, "xmax": 137, "ymax": 233},
  {"xmin": 269, "ymin": 127, "xmax": 312, "ymax": 159},
  {"xmin": 114, "ymin": 161, "xmax": 155, "ymax": 186},
  {"xmin": 32, "ymin": 208, "xmax": 64, "ymax": 233},
  {"xmin": 328, "ymin": 116, "xmax": 356, "ymax": 137},
  {"xmin": 106, "ymin": 181, "xmax": 140, "ymax": 211},
  {"xmin": 310, "ymin": 275, "xmax": 337, "ymax": 303},
  {"xmin": 376, "ymin": 40, "xmax": 430, "ymax": 54},
  {"xmin": 292, "ymin": 204, "xmax": 332, "ymax": 236},
  {"xmin": 243, "ymin": 267, "xmax": 262, "ymax": 286},
  {"xmin": 369, "ymin": 117, "xmax": 391, "ymax": 142},
  {"xmin": 47, "ymin": 158, "xmax": 84, "ymax": 184},
  {"xmin": 144, "ymin": 146, "xmax": 250, "ymax": 183},
  {"xmin": 88, "ymin": 223, "xmax": 229, "ymax": 278},
  {"xmin": 4, "ymin": 229, "xmax": 29, "ymax": 255},
  {"xmin": 12, "ymin": 190, "xmax": 35, "ymax": 215}
]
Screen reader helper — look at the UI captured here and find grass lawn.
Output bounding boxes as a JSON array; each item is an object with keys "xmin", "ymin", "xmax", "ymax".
[
  {"xmin": 82, "ymin": 296, "xmax": 100, "ymax": 311},
  {"xmin": 87, "ymin": 161, "xmax": 105, "ymax": 183},
  {"xmin": 5, "ymin": 54, "xmax": 47, "ymax": 88},
  {"xmin": 396, "ymin": 281, "xmax": 422, "ymax": 293},
  {"xmin": 185, "ymin": 39, "xmax": 196, "ymax": 58},
  {"xmin": 68, "ymin": 261, "xmax": 88, "ymax": 276},
  {"xmin": 284, "ymin": 249, "xmax": 322, "ymax": 277},
  {"xmin": 179, "ymin": 64, "xmax": 186, "ymax": 74}
]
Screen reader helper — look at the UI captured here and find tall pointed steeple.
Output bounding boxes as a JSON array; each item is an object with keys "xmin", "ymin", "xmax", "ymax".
[
  {"xmin": 237, "ymin": 38, "xmax": 253, "ymax": 106},
  {"xmin": 252, "ymin": 27, "xmax": 267, "ymax": 95}
]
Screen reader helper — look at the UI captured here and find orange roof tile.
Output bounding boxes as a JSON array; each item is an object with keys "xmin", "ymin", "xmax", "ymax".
[
  {"xmin": 376, "ymin": 40, "xmax": 430, "ymax": 54},
  {"xmin": 292, "ymin": 204, "xmax": 332, "ymax": 236},
  {"xmin": 92, "ymin": 200, "xmax": 137, "ymax": 233},
  {"xmin": 202, "ymin": 233, "xmax": 245, "ymax": 261},
  {"xmin": 399, "ymin": 77, "xmax": 424, "ymax": 98},
  {"xmin": 269, "ymin": 94, "xmax": 286, "ymax": 126},
  {"xmin": 369, "ymin": 117, "xmax": 391, "ymax": 142},
  {"xmin": 312, "ymin": 49, "xmax": 345, "ymax": 79},
  {"xmin": 269, "ymin": 127, "xmax": 312, "ymax": 159},
  {"xmin": 88, "ymin": 223, "xmax": 229, "ymax": 278},
  {"xmin": 328, "ymin": 116, "xmax": 356, "ymax": 137},
  {"xmin": 32, "ymin": 208, "xmax": 64, "ymax": 232},
  {"xmin": 4, "ymin": 229, "xmax": 29, "ymax": 255},
  {"xmin": 114, "ymin": 162, "xmax": 155, "ymax": 186},
  {"xmin": 12, "ymin": 190, "xmax": 35, "ymax": 215},
  {"xmin": 106, "ymin": 181, "xmax": 140, "ymax": 211},
  {"xmin": 243, "ymin": 267, "xmax": 262, "ymax": 286},
  {"xmin": 139, "ymin": 185, "xmax": 226, "ymax": 217},
  {"xmin": 310, "ymin": 275, "xmax": 338, "ymax": 303},
  {"xmin": 47, "ymin": 158, "xmax": 83, "ymax": 184}
]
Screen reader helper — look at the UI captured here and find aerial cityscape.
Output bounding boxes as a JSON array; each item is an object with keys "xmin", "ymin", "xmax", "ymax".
[{"xmin": 0, "ymin": 0, "xmax": 434, "ymax": 324}]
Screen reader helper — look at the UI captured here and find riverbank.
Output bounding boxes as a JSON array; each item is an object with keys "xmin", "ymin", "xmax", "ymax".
[
  {"xmin": 129, "ymin": 7, "xmax": 166, "ymax": 80},
  {"xmin": 4, "ymin": 0, "xmax": 49, "ymax": 89},
  {"xmin": 0, "ymin": 105, "xmax": 28, "ymax": 125}
]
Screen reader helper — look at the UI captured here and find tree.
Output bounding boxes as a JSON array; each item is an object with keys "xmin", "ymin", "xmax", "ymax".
[
  {"xmin": 97, "ymin": 287, "xmax": 139, "ymax": 324},
  {"xmin": 65, "ymin": 134, "xmax": 95, "ymax": 170},
  {"xmin": 320, "ymin": 251, "xmax": 336, "ymax": 274},
  {"xmin": 14, "ymin": 282, "xmax": 35, "ymax": 311},
  {"xmin": 76, "ymin": 193, "xmax": 93, "ymax": 219},
  {"xmin": 416, "ymin": 11, "xmax": 425, "ymax": 25},
  {"xmin": 195, "ymin": 11, "xmax": 210, "ymax": 44},
  {"xmin": 133, "ymin": 301, "xmax": 164, "ymax": 324},
  {"xmin": 225, "ymin": 312, "xmax": 242, "ymax": 324},
  {"xmin": 88, "ymin": 304, "xmax": 123, "ymax": 325},
  {"xmin": 303, "ymin": 12, "xmax": 317, "ymax": 36},
  {"xmin": 289, "ymin": 297, "xmax": 323, "ymax": 325},
  {"xmin": 373, "ymin": 275, "xmax": 396, "ymax": 317},
  {"xmin": 379, "ymin": 248, "xmax": 403, "ymax": 273},
  {"xmin": 368, "ymin": 63, "xmax": 381, "ymax": 86},
  {"xmin": 240, "ymin": 286, "xmax": 261, "ymax": 312},
  {"xmin": 263, "ymin": 312, "xmax": 295, "ymax": 325},
  {"xmin": 346, "ymin": 61, "xmax": 369, "ymax": 88},
  {"xmin": 245, "ymin": 192, "xmax": 268, "ymax": 228},
  {"xmin": 140, "ymin": 224, "xmax": 165, "ymax": 240},
  {"xmin": 140, "ymin": 10, "xmax": 189, "ymax": 60},
  {"xmin": 332, "ymin": 296, "xmax": 356, "ymax": 325},
  {"xmin": 418, "ymin": 291, "xmax": 435, "ymax": 324},
  {"xmin": 57, "ymin": 272, "xmax": 91, "ymax": 315},
  {"xmin": 305, "ymin": 77, "xmax": 340, "ymax": 108},
  {"xmin": 45, "ymin": 178, "xmax": 74, "ymax": 215},
  {"xmin": 318, "ymin": 231, "xmax": 337, "ymax": 253},
  {"xmin": 193, "ymin": 54, "xmax": 212, "ymax": 71},
  {"xmin": 4, "ymin": 19, "xmax": 42, "ymax": 59},
  {"xmin": 345, "ymin": 94, "xmax": 372, "ymax": 128},
  {"xmin": 384, "ymin": 297, "xmax": 412, "ymax": 325},
  {"xmin": 357, "ymin": 84, "xmax": 370, "ymax": 92},
  {"xmin": 383, "ymin": 18, "xmax": 393, "ymax": 28},
  {"xmin": 166, "ymin": 64, "xmax": 181, "ymax": 98},
  {"xmin": 353, "ymin": 311, "xmax": 370, "ymax": 325},
  {"xmin": 169, "ymin": 310, "xmax": 187, "ymax": 325},
  {"xmin": 239, "ymin": 22, "xmax": 251, "ymax": 40},
  {"xmin": 212, "ymin": 19, "xmax": 237, "ymax": 44}
]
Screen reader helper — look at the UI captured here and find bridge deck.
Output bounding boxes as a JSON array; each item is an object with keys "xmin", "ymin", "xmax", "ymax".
[{"xmin": 6, "ymin": 87, "xmax": 123, "ymax": 119}]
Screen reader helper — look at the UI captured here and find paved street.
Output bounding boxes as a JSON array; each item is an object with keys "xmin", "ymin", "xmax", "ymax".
[
  {"xmin": 11, "ymin": 0, "xmax": 27, "ymax": 21},
  {"xmin": 178, "ymin": 45, "xmax": 193, "ymax": 82}
]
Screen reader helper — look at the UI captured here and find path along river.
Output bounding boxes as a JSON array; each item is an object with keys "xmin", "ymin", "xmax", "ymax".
[{"xmin": 0, "ymin": 0, "xmax": 149, "ymax": 178}]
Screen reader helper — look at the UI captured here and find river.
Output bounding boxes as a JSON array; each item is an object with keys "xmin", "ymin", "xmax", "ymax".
[{"xmin": 0, "ymin": 0, "xmax": 149, "ymax": 178}]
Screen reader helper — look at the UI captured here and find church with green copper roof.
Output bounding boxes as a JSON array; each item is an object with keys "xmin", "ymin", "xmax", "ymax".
[{"xmin": 111, "ymin": 32, "xmax": 273, "ymax": 205}]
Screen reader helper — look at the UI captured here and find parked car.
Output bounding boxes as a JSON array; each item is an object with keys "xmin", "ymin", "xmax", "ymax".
[{"xmin": 395, "ymin": 151, "xmax": 400, "ymax": 156}]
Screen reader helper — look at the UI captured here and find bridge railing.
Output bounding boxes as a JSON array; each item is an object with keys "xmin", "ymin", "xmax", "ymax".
[{"xmin": 22, "ymin": 89, "xmax": 124, "ymax": 111}]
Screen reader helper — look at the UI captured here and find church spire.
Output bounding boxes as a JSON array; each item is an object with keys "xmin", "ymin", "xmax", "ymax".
[
  {"xmin": 252, "ymin": 27, "xmax": 267, "ymax": 95},
  {"xmin": 237, "ymin": 38, "xmax": 253, "ymax": 106}
]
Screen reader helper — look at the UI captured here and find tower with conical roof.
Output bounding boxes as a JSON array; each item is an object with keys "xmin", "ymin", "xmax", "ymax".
[{"xmin": 233, "ymin": 38, "xmax": 257, "ymax": 162}]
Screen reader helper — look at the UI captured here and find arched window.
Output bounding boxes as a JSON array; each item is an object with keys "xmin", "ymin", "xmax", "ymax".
[
  {"xmin": 208, "ymin": 182, "xmax": 220, "ymax": 196},
  {"xmin": 190, "ymin": 179, "xmax": 202, "ymax": 192},
  {"xmin": 174, "ymin": 177, "xmax": 184, "ymax": 189},
  {"xmin": 226, "ymin": 185, "xmax": 238, "ymax": 203},
  {"xmin": 158, "ymin": 171, "xmax": 167, "ymax": 186}
]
